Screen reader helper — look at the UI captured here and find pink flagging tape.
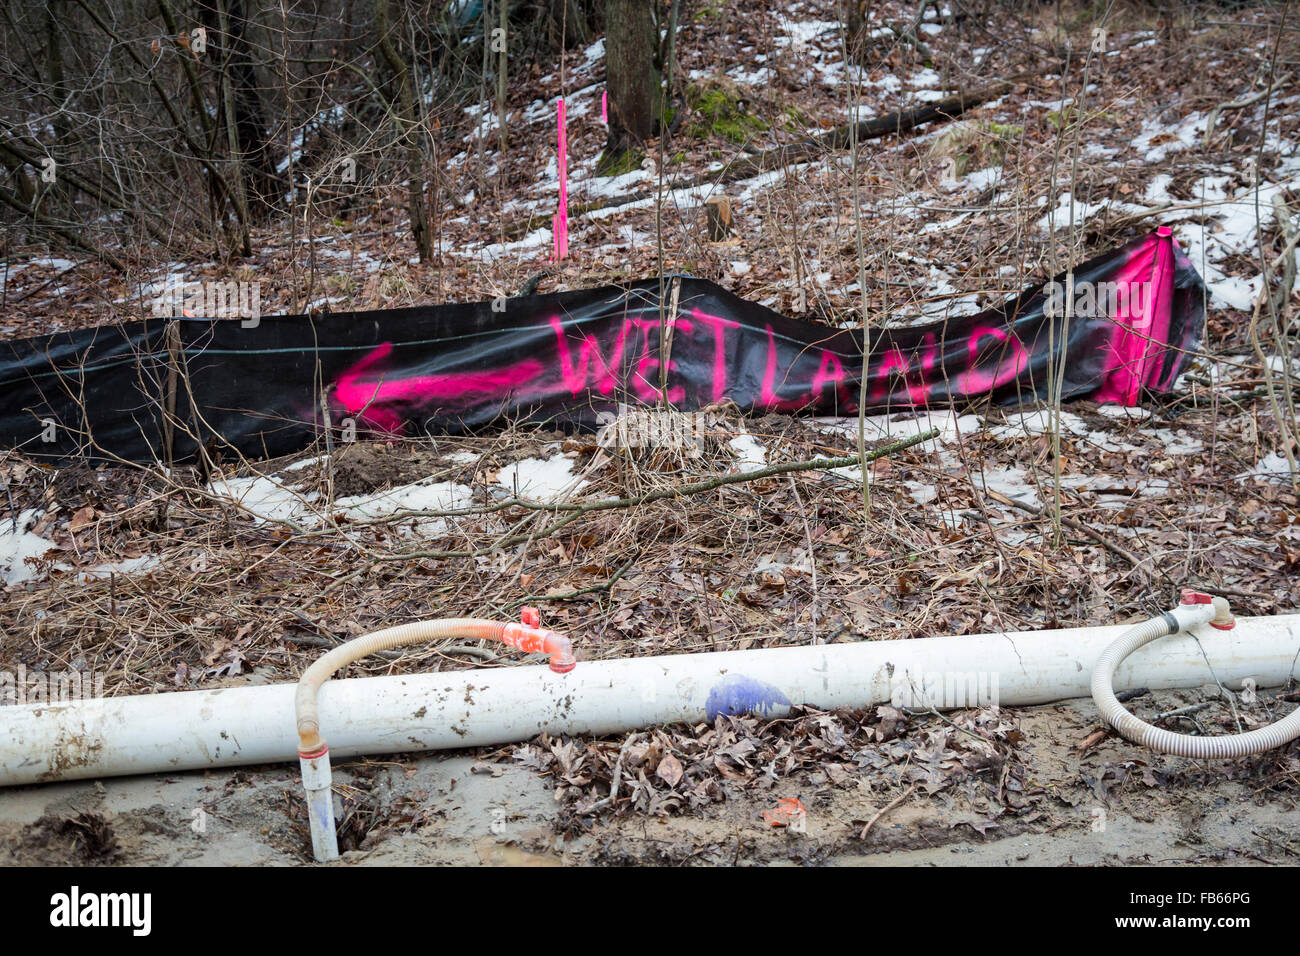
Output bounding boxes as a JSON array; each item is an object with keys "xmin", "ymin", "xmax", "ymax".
[{"xmin": 601, "ymin": 89, "xmax": 608, "ymax": 124}]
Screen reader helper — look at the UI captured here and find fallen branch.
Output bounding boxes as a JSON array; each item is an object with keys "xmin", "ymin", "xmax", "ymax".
[
  {"xmin": 515, "ymin": 553, "xmax": 639, "ymax": 607},
  {"xmin": 307, "ymin": 428, "xmax": 940, "ymax": 604},
  {"xmin": 0, "ymin": 184, "xmax": 127, "ymax": 273},
  {"xmin": 1156, "ymin": 701, "xmax": 1212, "ymax": 720},
  {"xmin": 1270, "ymin": 193, "xmax": 1297, "ymax": 316},
  {"xmin": 1204, "ymin": 74, "xmax": 1293, "ymax": 149},
  {"xmin": 1251, "ymin": 829, "xmax": 1300, "ymax": 857},
  {"xmin": 10, "ymin": 260, "xmax": 85, "ymax": 304},
  {"xmin": 583, "ymin": 732, "xmax": 640, "ymax": 815},
  {"xmin": 859, "ymin": 783, "xmax": 918, "ymax": 840},
  {"xmin": 0, "ymin": 131, "xmax": 175, "ymax": 247},
  {"xmin": 382, "ymin": 428, "xmax": 942, "ymax": 562},
  {"xmin": 983, "ymin": 489, "xmax": 1151, "ymax": 582}
]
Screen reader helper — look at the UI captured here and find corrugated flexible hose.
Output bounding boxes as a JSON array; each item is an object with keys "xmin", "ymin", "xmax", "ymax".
[{"xmin": 1091, "ymin": 594, "xmax": 1300, "ymax": 759}]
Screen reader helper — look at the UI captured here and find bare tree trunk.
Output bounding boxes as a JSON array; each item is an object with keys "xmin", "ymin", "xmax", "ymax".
[
  {"xmin": 497, "ymin": 0, "xmax": 507, "ymax": 153},
  {"xmin": 46, "ymin": 2, "xmax": 70, "ymax": 146},
  {"xmin": 375, "ymin": 0, "xmax": 433, "ymax": 261},
  {"xmin": 600, "ymin": 0, "xmax": 659, "ymax": 175},
  {"xmin": 216, "ymin": 1, "xmax": 254, "ymax": 256},
  {"xmin": 542, "ymin": 0, "xmax": 590, "ymax": 50},
  {"xmin": 840, "ymin": 0, "xmax": 871, "ymax": 60},
  {"xmin": 224, "ymin": 0, "xmax": 283, "ymax": 211},
  {"xmin": 192, "ymin": 0, "xmax": 281, "ymax": 233}
]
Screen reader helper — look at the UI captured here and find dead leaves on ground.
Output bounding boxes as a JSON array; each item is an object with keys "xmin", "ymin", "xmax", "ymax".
[{"xmin": 506, "ymin": 703, "xmax": 1030, "ymax": 833}]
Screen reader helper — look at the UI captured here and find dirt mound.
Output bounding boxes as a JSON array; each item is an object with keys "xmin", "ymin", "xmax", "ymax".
[
  {"xmin": 328, "ymin": 444, "xmax": 448, "ymax": 497},
  {"xmin": 11, "ymin": 811, "xmax": 122, "ymax": 865}
]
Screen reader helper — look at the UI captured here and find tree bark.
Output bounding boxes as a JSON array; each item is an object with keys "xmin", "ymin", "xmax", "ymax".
[
  {"xmin": 375, "ymin": 0, "xmax": 433, "ymax": 261},
  {"xmin": 704, "ymin": 195, "xmax": 731, "ymax": 242},
  {"xmin": 601, "ymin": 0, "xmax": 659, "ymax": 174},
  {"xmin": 215, "ymin": 1, "xmax": 254, "ymax": 255},
  {"xmin": 223, "ymin": 0, "xmax": 283, "ymax": 211}
]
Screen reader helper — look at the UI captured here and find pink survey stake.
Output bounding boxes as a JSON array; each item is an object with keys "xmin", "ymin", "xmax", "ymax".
[{"xmin": 553, "ymin": 98, "xmax": 569, "ymax": 260}]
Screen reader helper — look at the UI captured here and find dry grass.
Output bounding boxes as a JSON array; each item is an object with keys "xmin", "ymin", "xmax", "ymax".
[{"xmin": 2, "ymin": 395, "xmax": 1295, "ymax": 699}]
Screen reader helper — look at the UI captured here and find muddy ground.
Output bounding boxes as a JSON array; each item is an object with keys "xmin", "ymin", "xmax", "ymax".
[{"xmin": 3, "ymin": 689, "xmax": 1296, "ymax": 867}]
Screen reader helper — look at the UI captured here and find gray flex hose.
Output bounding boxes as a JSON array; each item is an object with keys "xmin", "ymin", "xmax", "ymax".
[{"xmin": 1092, "ymin": 592, "xmax": 1300, "ymax": 759}]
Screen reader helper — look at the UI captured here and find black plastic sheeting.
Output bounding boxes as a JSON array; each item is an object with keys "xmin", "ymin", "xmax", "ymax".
[{"xmin": 0, "ymin": 230, "xmax": 1203, "ymax": 464}]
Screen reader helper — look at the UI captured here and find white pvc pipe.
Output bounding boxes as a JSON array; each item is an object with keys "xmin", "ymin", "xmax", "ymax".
[
  {"xmin": 299, "ymin": 748, "xmax": 335, "ymax": 862},
  {"xmin": 3, "ymin": 613, "xmax": 1297, "ymax": 789},
  {"xmin": 292, "ymin": 612, "xmax": 576, "ymax": 861}
]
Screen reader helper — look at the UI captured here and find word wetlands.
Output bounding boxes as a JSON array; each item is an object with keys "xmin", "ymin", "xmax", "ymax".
[
  {"xmin": 50, "ymin": 887, "xmax": 151, "ymax": 937},
  {"xmin": 149, "ymin": 279, "xmax": 262, "ymax": 327}
]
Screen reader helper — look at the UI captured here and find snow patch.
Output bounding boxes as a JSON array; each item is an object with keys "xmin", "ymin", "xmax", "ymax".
[
  {"xmin": 973, "ymin": 467, "xmax": 1040, "ymax": 506},
  {"xmin": 1148, "ymin": 428, "xmax": 1204, "ymax": 455},
  {"xmin": 334, "ymin": 481, "xmax": 474, "ymax": 524},
  {"xmin": 75, "ymin": 555, "xmax": 162, "ymax": 583},
  {"xmin": 498, "ymin": 454, "xmax": 586, "ymax": 501},
  {"xmin": 209, "ymin": 475, "xmax": 316, "ymax": 524},
  {"xmin": 989, "ymin": 410, "xmax": 1089, "ymax": 440},
  {"xmin": 729, "ymin": 434, "xmax": 767, "ymax": 469},
  {"xmin": 0, "ymin": 509, "xmax": 56, "ymax": 586},
  {"xmin": 1238, "ymin": 451, "xmax": 1296, "ymax": 485}
]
